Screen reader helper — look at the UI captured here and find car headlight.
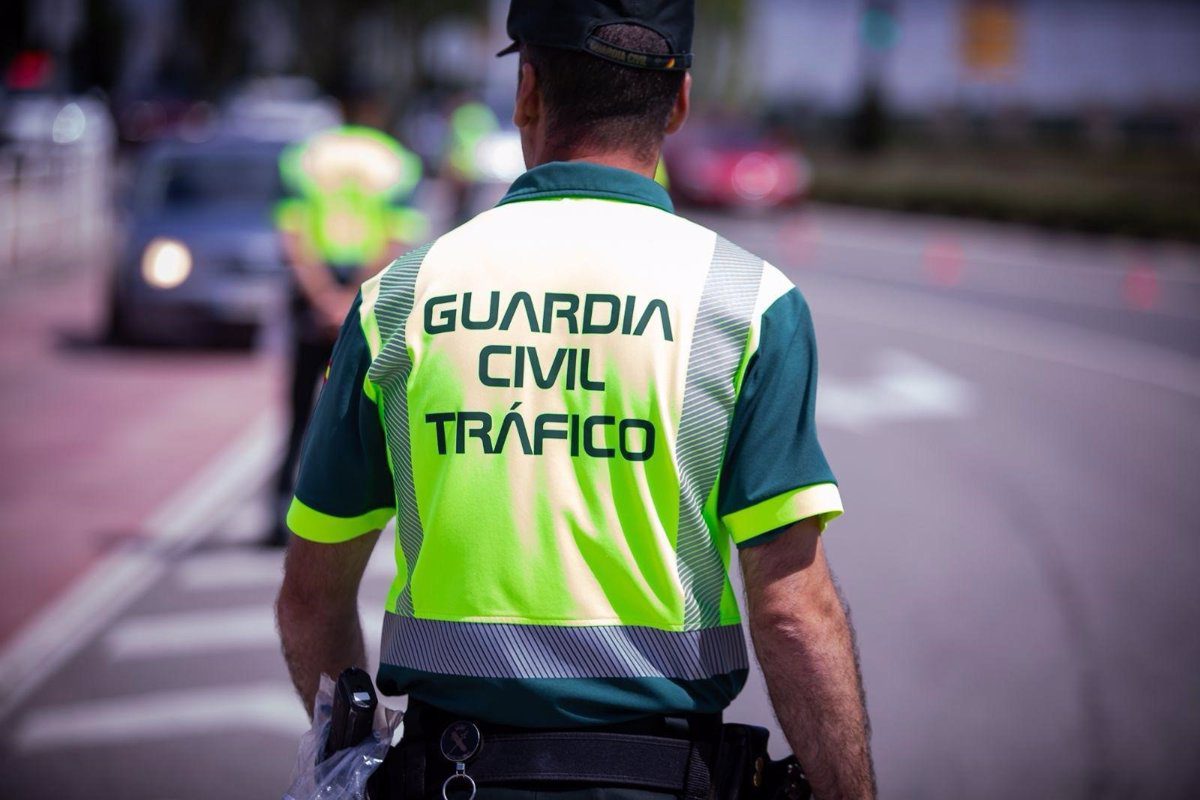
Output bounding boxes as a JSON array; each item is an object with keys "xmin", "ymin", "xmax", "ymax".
[{"xmin": 141, "ymin": 238, "xmax": 192, "ymax": 289}]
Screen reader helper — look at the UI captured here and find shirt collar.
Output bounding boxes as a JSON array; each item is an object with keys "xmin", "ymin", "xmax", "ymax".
[{"xmin": 498, "ymin": 160, "xmax": 674, "ymax": 214}]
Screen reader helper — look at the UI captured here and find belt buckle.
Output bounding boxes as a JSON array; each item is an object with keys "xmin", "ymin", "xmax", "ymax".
[{"xmin": 440, "ymin": 721, "xmax": 482, "ymax": 800}]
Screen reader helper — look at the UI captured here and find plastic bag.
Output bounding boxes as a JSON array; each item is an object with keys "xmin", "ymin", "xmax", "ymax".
[{"xmin": 283, "ymin": 674, "xmax": 401, "ymax": 800}]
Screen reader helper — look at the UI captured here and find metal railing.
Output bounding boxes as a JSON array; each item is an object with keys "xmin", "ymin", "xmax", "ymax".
[{"xmin": 0, "ymin": 138, "xmax": 114, "ymax": 284}]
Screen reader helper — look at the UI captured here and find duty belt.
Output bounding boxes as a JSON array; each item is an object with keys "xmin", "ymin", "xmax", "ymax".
[
  {"xmin": 368, "ymin": 699, "xmax": 811, "ymax": 799},
  {"xmin": 373, "ymin": 699, "xmax": 718, "ymax": 799}
]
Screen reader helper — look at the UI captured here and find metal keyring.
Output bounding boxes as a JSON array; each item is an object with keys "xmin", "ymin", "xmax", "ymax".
[{"xmin": 441, "ymin": 771, "xmax": 477, "ymax": 800}]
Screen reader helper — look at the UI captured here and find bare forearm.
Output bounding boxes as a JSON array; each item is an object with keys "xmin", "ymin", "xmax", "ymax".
[
  {"xmin": 740, "ymin": 523, "xmax": 875, "ymax": 799},
  {"xmin": 276, "ymin": 596, "xmax": 368, "ymax": 717},
  {"xmin": 751, "ymin": 589, "xmax": 875, "ymax": 799},
  {"xmin": 276, "ymin": 527, "xmax": 379, "ymax": 716}
]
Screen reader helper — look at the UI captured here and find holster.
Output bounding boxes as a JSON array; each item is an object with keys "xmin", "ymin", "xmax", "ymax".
[{"xmin": 714, "ymin": 724, "xmax": 811, "ymax": 800}]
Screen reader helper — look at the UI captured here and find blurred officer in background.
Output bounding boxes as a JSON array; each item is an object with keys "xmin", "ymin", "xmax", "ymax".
[
  {"xmin": 277, "ymin": 0, "xmax": 875, "ymax": 797},
  {"xmin": 443, "ymin": 95, "xmax": 500, "ymax": 226},
  {"xmin": 267, "ymin": 90, "xmax": 427, "ymax": 547}
]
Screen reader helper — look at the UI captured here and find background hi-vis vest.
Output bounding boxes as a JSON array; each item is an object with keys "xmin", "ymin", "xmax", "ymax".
[
  {"xmin": 445, "ymin": 101, "xmax": 500, "ymax": 182},
  {"xmin": 289, "ymin": 162, "xmax": 842, "ymax": 726},
  {"xmin": 275, "ymin": 125, "xmax": 427, "ymax": 267}
]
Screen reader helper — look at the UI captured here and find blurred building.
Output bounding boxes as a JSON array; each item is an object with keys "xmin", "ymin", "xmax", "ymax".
[
  {"xmin": 751, "ymin": 0, "xmax": 1200, "ymax": 116},
  {"xmin": 9, "ymin": 0, "xmax": 1197, "ymax": 126}
]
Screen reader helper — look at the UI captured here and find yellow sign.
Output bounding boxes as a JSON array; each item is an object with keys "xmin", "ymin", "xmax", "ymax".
[{"xmin": 961, "ymin": 0, "xmax": 1020, "ymax": 75}]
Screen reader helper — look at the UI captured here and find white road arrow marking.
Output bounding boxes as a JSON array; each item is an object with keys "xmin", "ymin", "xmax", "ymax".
[
  {"xmin": 818, "ymin": 349, "xmax": 975, "ymax": 432},
  {"xmin": 14, "ymin": 683, "xmax": 307, "ymax": 752}
]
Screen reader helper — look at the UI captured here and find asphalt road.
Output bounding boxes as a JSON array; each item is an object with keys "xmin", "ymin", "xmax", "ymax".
[{"xmin": 0, "ymin": 202, "xmax": 1197, "ymax": 799}]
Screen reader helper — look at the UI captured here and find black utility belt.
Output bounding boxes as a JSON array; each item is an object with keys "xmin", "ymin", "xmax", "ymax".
[{"xmin": 369, "ymin": 713, "xmax": 810, "ymax": 799}]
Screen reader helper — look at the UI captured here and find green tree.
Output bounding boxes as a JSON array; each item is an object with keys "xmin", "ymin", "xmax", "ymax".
[
  {"xmin": 181, "ymin": 0, "xmax": 243, "ymax": 98},
  {"xmin": 290, "ymin": 0, "xmax": 486, "ymax": 103}
]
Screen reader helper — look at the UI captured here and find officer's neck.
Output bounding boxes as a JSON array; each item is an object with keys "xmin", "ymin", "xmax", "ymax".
[{"xmin": 532, "ymin": 147, "xmax": 659, "ymax": 180}]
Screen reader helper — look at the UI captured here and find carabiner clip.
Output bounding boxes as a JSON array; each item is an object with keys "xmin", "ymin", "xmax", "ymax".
[{"xmin": 441, "ymin": 762, "xmax": 477, "ymax": 800}]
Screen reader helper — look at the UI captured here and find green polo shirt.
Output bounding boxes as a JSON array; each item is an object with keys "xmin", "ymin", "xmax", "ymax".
[{"xmin": 289, "ymin": 161, "xmax": 842, "ymax": 727}]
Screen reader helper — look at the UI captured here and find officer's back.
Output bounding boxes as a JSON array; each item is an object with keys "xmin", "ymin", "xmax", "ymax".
[{"xmin": 278, "ymin": 2, "xmax": 875, "ymax": 798}]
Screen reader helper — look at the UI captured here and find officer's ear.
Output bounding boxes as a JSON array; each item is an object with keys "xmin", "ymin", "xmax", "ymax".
[
  {"xmin": 664, "ymin": 72, "xmax": 691, "ymax": 136},
  {"xmin": 514, "ymin": 62, "xmax": 541, "ymax": 130}
]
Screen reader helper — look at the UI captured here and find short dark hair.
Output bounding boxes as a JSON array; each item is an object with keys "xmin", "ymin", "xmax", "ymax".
[{"xmin": 521, "ymin": 24, "xmax": 685, "ymax": 161}]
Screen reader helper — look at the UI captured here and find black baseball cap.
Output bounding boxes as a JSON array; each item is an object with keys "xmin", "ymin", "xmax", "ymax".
[{"xmin": 497, "ymin": 0, "xmax": 694, "ymax": 71}]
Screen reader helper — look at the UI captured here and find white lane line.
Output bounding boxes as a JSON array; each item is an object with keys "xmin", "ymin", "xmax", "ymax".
[
  {"xmin": 756, "ymin": 205, "xmax": 1200, "ymax": 285},
  {"xmin": 14, "ymin": 682, "xmax": 306, "ymax": 752},
  {"xmin": 103, "ymin": 606, "xmax": 387, "ymax": 660},
  {"xmin": 818, "ymin": 349, "xmax": 975, "ymax": 432},
  {"xmin": 0, "ymin": 412, "xmax": 281, "ymax": 723},
  {"xmin": 712, "ymin": 212, "xmax": 1200, "ymax": 320},
  {"xmin": 805, "ymin": 279, "xmax": 1200, "ymax": 398},
  {"xmin": 815, "ymin": 226, "xmax": 1200, "ymax": 286}
]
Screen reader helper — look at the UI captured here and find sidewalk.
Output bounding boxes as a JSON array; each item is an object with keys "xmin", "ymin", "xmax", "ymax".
[{"xmin": 0, "ymin": 268, "xmax": 280, "ymax": 646}]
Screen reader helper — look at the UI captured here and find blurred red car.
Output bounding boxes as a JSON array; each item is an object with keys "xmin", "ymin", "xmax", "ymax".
[{"xmin": 663, "ymin": 126, "xmax": 811, "ymax": 209}]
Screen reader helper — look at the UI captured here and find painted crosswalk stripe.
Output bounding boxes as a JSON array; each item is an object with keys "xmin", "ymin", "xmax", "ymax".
[
  {"xmin": 104, "ymin": 606, "xmax": 389, "ymax": 660},
  {"xmin": 14, "ymin": 683, "xmax": 306, "ymax": 752},
  {"xmin": 179, "ymin": 534, "xmax": 395, "ymax": 591},
  {"xmin": 0, "ymin": 413, "xmax": 281, "ymax": 723},
  {"xmin": 177, "ymin": 552, "xmax": 286, "ymax": 591}
]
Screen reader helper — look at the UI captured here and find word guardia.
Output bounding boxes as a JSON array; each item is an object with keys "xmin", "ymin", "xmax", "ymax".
[
  {"xmin": 425, "ymin": 404, "xmax": 655, "ymax": 461},
  {"xmin": 425, "ymin": 291, "xmax": 674, "ymax": 340}
]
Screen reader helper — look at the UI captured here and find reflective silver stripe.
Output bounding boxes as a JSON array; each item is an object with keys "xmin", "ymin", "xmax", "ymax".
[
  {"xmin": 380, "ymin": 613, "xmax": 748, "ymax": 680},
  {"xmin": 676, "ymin": 236, "xmax": 763, "ymax": 629},
  {"xmin": 367, "ymin": 243, "xmax": 434, "ymax": 616}
]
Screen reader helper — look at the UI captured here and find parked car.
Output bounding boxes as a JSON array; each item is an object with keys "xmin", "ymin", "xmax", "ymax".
[
  {"xmin": 663, "ymin": 125, "xmax": 811, "ymax": 209},
  {"xmin": 107, "ymin": 137, "xmax": 288, "ymax": 345},
  {"xmin": 221, "ymin": 76, "xmax": 341, "ymax": 142}
]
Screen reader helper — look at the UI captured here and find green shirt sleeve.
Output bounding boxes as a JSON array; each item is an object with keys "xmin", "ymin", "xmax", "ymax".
[
  {"xmin": 717, "ymin": 287, "xmax": 842, "ymax": 548},
  {"xmin": 287, "ymin": 293, "xmax": 395, "ymax": 542}
]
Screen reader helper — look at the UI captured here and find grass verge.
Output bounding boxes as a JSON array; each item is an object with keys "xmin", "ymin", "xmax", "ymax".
[{"xmin": 806, "ymin": 146, "xmax": 1200, "ymax": 241}]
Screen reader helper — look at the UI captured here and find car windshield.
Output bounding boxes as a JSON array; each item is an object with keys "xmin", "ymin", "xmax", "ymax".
[{"xmin": 135, "ymin": 148, "xmax": 283, "ymax": 210}]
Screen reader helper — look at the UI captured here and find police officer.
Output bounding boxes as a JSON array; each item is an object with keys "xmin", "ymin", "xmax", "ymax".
[
  {"xmin": 276, "ymin": 2, "xmax": 876, "ymax": 798},
  {"xmin": 268, "ymin": 95, "xmax": 427, "ymax": 547}
]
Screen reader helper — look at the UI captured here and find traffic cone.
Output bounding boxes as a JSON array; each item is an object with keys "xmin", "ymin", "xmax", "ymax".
[
  {"xmin": 1121, "ymin": 260, "xmax": 1159, "ymax": 311},
  {"xmin": 923, "ymin": 236, "xmax": 965, "ymax": 286}
]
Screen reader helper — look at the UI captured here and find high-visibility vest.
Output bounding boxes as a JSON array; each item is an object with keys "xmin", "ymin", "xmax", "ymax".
[{"xmin": 288, "ymin": 161, "xmax": 842, "ymax": 726}]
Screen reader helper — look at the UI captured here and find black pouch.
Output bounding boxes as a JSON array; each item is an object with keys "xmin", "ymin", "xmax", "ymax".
[
  {"xmin": 761, "ymin": 755, "xmax": 811, "ymax": 800},
  {"xmin": 714, "ymin": 724, "xmax": 811, "ymax": 800}
]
